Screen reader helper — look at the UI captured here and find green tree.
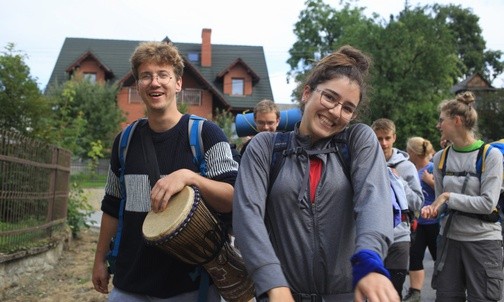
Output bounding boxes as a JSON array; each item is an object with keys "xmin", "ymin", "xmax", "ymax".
[
  {"xmin": 0, "ymin": 43, "xmax": 51, "ymax": 137},
  {"xmin": 433, "ymin": 4, "xmax": 504, "ymax": 83},
  {"xmin": 214, "ymin": 108, "xmax": 239, "ymax": 145},
  {"xmin": 476, "ymin": 90, "xmax": 504, "ymax": 142},
  {"xmin": 286, "ymin": 1, "xmax": 502, "ymax": 148},
  {"xmin": 46, "ymin": 76, "xmax": 124, "ymax": 158},
  {"xmin": 287, "ymin": 0, "xmax": 377, "ymax": 100},
  {"xmin": 367, "ymin": 6, "xmax": 461, "ymax": 147}
]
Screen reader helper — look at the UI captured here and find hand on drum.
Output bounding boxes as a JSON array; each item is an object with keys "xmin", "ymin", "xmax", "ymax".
[{"xmin": 151, "ymin": 169, "xmax": 196, "ymax": 212}]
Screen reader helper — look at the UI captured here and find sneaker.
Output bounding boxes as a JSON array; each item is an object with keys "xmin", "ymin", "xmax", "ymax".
[{"xmin": 402, "ymin": 289, "xmax": 421, "ymax": 302}]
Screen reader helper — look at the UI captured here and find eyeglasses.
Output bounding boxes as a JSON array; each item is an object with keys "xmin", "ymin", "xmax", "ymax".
[
  {"xmin": 314, "ymin": 88, "xmax": 357, "ymax": 120},
  {"xmin": 138, "ymin": 72, "xmax": 173, "ymax": 86}
]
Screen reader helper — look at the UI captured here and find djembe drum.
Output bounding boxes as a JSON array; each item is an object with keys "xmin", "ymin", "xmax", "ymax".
[{"xmin": 142, "ymin": 185, "xmax": 254, "ymax": 302}]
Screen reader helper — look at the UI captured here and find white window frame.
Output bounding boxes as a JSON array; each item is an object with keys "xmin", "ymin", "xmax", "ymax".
[
  {"xmin": 83, "ymin": 72, "xmax": 97, "ymax": 83},
  {"xmin": 232, "ymin": 78, "xmax": 244, "ymax": 96}
]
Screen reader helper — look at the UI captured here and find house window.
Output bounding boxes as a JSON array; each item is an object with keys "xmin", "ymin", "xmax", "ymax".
[
  {"xmin": 83, "ymin": 73, "xmax": 97, "ymax": 83},
  {"xmin": 232, "ymin": 78, "xmax": 244, "ymax": 96},
  {"xmin": 188, "ymin": 52, "xmax": 199, "ymax": 62},
  {"xmin": 177, "ymin": 89, "xmax": 202, "ymax": 106},
  {"xmin": 129, "ymin": 87, "xmax": 142, "ymax": 103}
]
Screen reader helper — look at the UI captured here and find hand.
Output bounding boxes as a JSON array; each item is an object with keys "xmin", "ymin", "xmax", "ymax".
[
  {"xmin": 354, "ymin": 272, "xmax": 399, "ymax": 301},
  {"xmin": 421, "ymin": 192, "xmax": 449, "ymax": 219},
  {"xmin": 150, "ymin": 169, "xmax": 196, "ymax": 212},
  {"xmin": 92, "ymin": 259, "xmax": 110, "ymax": 294},
  {"xmin": 421, "ymin": 170, "xmax": 434, "ymax": 189}
]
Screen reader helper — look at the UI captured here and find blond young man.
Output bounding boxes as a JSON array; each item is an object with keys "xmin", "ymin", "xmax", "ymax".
[{"xmin": 240, "ymin": 99, "xmax": 280, "ymax": 155}]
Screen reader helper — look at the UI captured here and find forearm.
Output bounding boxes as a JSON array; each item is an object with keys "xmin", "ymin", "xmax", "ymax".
[
  {"xmin": 94, "ymin": 213, "xmax": 118, "ymax": 262},
  {"xmin": 189, "ymin": 172, "xmax": 234, "ymax": 213}
]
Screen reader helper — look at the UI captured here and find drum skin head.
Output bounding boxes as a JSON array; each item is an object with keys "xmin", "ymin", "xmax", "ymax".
[{"xmin": 142, "ymin": 185, "xmax": 194, "ymax": 241}]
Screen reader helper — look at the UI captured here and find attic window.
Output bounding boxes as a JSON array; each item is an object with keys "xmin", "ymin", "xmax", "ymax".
[
  {"xmin": 232, "ymin": 78, "xmax": 244, "ymax": 96},
  {"xmin": 188, "ymin": 52, "xmax": 199, "ymax": 62},
  {"xmin": 83, "ymin": 72, "xmax": 97, "ymax": 83}
]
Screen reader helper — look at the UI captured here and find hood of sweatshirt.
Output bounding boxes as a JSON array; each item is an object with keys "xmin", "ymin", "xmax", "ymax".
[{"xmin": 387, "ymin": 148, "xmax": 409, "ymax": 167}]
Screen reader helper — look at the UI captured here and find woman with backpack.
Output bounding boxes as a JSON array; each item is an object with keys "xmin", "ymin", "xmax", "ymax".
[
  {"xmin": 421, "ymin": 91, "xmax": 503, "ymax": 302},
  {"xmin": 403, "ymin": 136, "xmax": 438, "ymax": 302},
  {"xmin": 232, "ymin": 45, "xmax": 399, "ymax": 301}
]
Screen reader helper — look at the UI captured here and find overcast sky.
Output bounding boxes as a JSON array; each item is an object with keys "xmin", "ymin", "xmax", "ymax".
[{"xmin": 1, "ymin": 0, "xmax": 502, "ymax": 104}]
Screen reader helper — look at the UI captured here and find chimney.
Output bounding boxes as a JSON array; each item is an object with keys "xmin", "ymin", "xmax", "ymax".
[{"xmin": 201, "ymin": 28, "xmax": 212, "ymax": 67}]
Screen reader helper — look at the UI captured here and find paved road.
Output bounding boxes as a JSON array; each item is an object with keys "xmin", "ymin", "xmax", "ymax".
[{"xmin": 403, "ymin": 251, "xmax": 436, "ymax": 301}]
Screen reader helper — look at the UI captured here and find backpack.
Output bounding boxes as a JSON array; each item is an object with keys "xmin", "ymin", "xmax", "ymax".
[
  {"xmin": 437, "ymin": 140, "xmax": 504, "ymax": 222},
  {"xmin": 269, "ymin": 130, "xmax": 408, "ymax": 227}
]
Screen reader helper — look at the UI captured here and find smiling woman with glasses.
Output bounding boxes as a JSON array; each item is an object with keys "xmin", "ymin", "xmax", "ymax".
[
  {"xmin": 313, "ymin": 87, "xmax": 357, "ymax": 120},
  {"xmin": 233, "ymin": 45, "xmax": 399, "ymax": 302}
]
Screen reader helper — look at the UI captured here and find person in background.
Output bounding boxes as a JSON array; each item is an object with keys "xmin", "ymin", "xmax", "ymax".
[
  {"xmin": 422, "ymin": 91, "xmax": 503, "ymax": 302},
  {"xmin": 233, "ymin": 45, "xmax": 399, "ymax": 301},
  {"xmin": 91, "ymin": 41, "xmax": 238, "ymax": 301},
  {"xmin": 371, "ymin": 118, "xmax": 424, "ymax": 299},
  {"xmin": 240, "ymin": 99, "xmax": 280, "ymax": 155},
  {"xmin": 402, "ymin": 136, "xmax": 438, "ymax": 302}
]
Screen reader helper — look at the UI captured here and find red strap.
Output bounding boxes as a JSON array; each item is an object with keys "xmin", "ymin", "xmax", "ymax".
[{"xmin": 309, "ymin": 157, "xmax": 323, "ymax": 203}]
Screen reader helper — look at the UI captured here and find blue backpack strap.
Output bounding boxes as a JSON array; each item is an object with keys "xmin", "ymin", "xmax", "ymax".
[
  {"xmin": 188, "ymin": 114, "xmax": 207, "ymax": 176},
  {"xmin": 268, "ymin": 132, "xmax": 292, "ymax": 193},
  {"xmin": 187, "ymin": 114, "xmax": 211, "ymax": 302},
  {"xmin": 111, "ymin": 119, "xmax": 143, "ymax": 259},
  {"xmin": 333, "ymin": 138, "xmax": 351, "ymax": 180}
]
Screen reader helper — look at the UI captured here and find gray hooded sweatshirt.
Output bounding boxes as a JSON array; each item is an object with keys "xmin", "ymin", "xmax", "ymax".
[
  {"xmin": 387, "ymin": 148, "xmax": 424, "ymax": 243},
  {"xmin": 233, "ymin": 123, "xmax": 394, "ymax": 298}
]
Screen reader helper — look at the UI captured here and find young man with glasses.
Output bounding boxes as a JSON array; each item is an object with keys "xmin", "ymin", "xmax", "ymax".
[
  {"xmin": 92, "ymin": 41, "xmax": 238, "ymax": 301},
  {"xmin": 240, "ymin": 99, "xmax": 280, "ymax": 155}
]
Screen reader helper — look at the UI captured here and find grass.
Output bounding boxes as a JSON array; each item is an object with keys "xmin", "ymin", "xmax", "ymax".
[{"xmin": 70, "ymin": 173, "xmax": 107, "ymax": 188}]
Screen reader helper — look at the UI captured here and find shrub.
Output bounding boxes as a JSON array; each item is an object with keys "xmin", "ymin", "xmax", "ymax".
[{"xmin": 67, "ymin": 182, "xmax": 94, "ymax": 238}]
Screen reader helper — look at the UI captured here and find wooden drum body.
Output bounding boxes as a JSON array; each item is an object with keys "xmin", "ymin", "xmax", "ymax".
[{"xmin": 142, "ymin": 186, "xmax": 254, "ymax": 302}]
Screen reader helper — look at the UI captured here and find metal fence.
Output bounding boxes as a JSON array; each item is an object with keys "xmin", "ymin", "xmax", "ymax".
[{"xmin": 0, "ymin": 129, "xmax": 71, "ymax": 262}]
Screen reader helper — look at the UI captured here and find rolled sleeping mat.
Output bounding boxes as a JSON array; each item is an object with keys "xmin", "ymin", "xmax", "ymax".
[{"xmin": 235, "ymin": 108, "xmax": 302, "ymax": 137}]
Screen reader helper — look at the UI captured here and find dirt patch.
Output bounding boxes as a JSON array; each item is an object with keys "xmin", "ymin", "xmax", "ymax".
[
  {"xmin": 85, "ymin": 188, "xmax": 104, "ymax": 211},
  {"xmin": 1, "ymin": 228, "xmax": 108, "ymax": 302}
]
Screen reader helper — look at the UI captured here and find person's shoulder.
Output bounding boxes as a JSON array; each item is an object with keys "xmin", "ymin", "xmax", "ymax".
[
  {"xmin": 246, "ymin": 131, "xmax": 278, "ymax": 154},
  {"xmin": 346, "ymin": 123, "xmax": 376, "ymax": 141},
  {"xmin": 251, "ymin": 131, "xmax": 277, "ymax": 146}
]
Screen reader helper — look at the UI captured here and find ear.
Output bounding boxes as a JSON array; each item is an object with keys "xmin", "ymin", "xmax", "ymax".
[
  {"xmin": 454, "ymin": 115, "xmax": 463, "ymax": 126},
  {"xmin": 301, "ymin": 85, "xmax": 312, "ymax": 103},
  {"xmin": 175, "ymin": 77, "xmax": 182, "ymax": 93}
]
